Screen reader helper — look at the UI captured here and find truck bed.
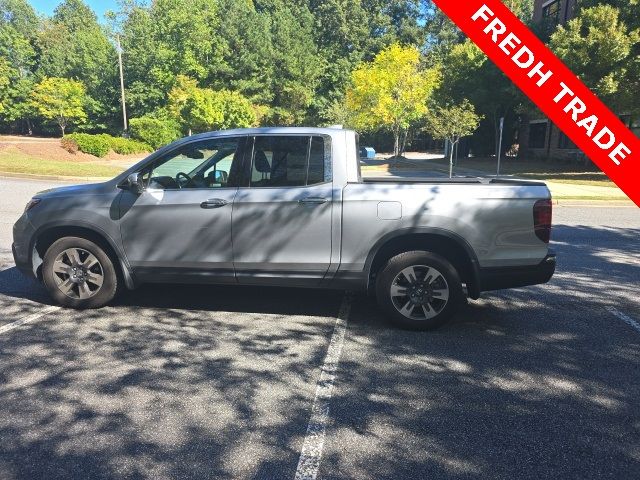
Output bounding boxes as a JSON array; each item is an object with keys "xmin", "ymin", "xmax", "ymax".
[{"xmin": 360, "ymin": 176, "xmax": 547, "ymax": 186}]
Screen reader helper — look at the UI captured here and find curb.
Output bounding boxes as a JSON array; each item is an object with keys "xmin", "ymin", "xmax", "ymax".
[{"xmin": 0, "ymin": 171, "xmax": 113, "ymax": 182}]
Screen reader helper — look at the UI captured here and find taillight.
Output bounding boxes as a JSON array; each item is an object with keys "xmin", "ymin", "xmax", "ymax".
[{"xmin": 533, "ymin": 199, "xmax": 552, "ymax": 243}]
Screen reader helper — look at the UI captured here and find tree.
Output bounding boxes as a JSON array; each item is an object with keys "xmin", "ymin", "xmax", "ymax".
[
  {"xmin": 216, "ymin": 90, "xmax": 256, "ymax": 130},
  {"xmin": 168, "ymin": 76, "xmax": 255, "ymax": 134},
  {"xmin": 129, "ymin": 113, "xmax": 181, "ymax": 149},
  {"xmin": 424, "ymin": 99, "xmax": 482, "ymax": 178},
  {"xmin": 346, "ymin": 43, "xmax": 440, "ymax": 157},
  {"xmin": 435, "ymin": 39, "xmax": 522, "ymax": 156},
  {"xmin": 361, "ymin": 0, "xmax": 425, "ymax": 53},
  {"xmin": 307, "ymin": 0, "xmax": 368, "ymax": 121},
  {"xmin": 550, "ymin": 4, "xmax": 640, "ymax": 117},
  {"xmin": 31, "ymin": 77, "xmax": 87, "ymax": 136},
  {"xmin": 213, "ymin": 0, "xmax": 273, "ymax": 106},
  {"xmin": 37, "ymin": 0, "xmax": 118, "ymax": 131},
  {"xmin": 167, "ymin": 75, "xmax": 201, "ymax": 135},
  {"xmin": 266, "ymin": 2, "xmax": 322, "ymax": 125},
  {"xmin": 0, "ymin": 0, "xmax": 38, "ymax": 133},
  {"xmin": 114, "ymin": 0, "xmax": 224, "ymax": 119},
  {"xmin": 0, "ymin": 58, "xmax": 9, "ymax": 113}
]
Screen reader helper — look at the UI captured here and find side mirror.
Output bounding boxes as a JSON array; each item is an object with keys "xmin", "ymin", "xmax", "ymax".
[
  {"xmin": 214, "ymin": 170, "xmax": 228, "ymax": 184},
  {"xmin": 119, "ymin": 172, "xmax": 145, "ymax": 194}
]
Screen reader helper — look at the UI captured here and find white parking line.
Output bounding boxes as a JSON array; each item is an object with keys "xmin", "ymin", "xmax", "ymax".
[
  {"xmin": 295, "ymin": 293, "xmax": 352, "ymax": 480},
  {"xmin": 606, "ymin": 306, "xmax": 640, "ymax": 334},
  {"xmin": 0, "ymin": 305, "xmax": 61, "ymax": 335}
]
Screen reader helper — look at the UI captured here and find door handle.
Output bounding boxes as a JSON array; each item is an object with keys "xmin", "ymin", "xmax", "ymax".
[
  {"xmin": 200, "ymin": 198, "xmax": 228, "ymax": 209},
  {"xmin": 298, "ymin": 197, "xmax": 328, "ymax": 205}
]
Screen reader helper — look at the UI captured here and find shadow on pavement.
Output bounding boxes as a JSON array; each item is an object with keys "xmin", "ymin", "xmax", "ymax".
[
  {"xmin": 0, "ymin": 284, "xmax": 343, "ymax": 479},
  {"xmin": 320, "ymin": 223, "xmax": 640, "ymax": 479},
  {"xmin": 117, "ymin": 283, "xmax": 344, "ymax": 318},
  {"xmin": 323, "ymin": 289, "xmax": 640, "ymax": 479},
  {"xmin": 0, "ymin": 224, "xmax": 638, "ymax": 479}
]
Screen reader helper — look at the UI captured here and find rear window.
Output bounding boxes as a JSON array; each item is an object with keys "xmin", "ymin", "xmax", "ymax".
[{"xmin": 249, "ymin": 135, "xmax": 330, "ymax": 187}]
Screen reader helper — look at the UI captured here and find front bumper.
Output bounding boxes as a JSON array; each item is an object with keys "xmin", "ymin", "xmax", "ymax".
[
  {"xmin": 12, "ymin": 242, "xmax": 34, "ymax": 277},
  {"xmin": 478, "ymin": 251, "xmax": 556, "ymax": 292},
  {"xmin": 12, "ymin": 213, "xmax": 37, "ymax": 278}
]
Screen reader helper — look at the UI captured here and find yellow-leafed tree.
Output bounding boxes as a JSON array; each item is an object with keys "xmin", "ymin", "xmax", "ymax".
[
  {"xmin": 346, "ymin": 43, "xmax": 440, "ymax": 158},
  {"xmin": 31, "ymin": 77, "xmax": 87, "ymax": 136}
]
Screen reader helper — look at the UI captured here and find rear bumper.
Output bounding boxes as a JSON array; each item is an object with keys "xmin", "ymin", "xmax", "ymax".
[{"xmin": 478, "ymin": 251, "xmax": 556, "ymax": 292}]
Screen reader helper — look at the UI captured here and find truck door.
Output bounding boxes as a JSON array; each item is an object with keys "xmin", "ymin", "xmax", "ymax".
[
  {"xmin": 231, "ymin": 135, "xmax": 333, "ymax": 286},
  {"xmin": 118, "ymin": 136, "xmax": 246, "ymax": 282}
]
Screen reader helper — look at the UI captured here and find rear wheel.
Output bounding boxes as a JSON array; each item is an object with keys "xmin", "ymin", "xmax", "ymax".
[
  {"xmin": 42, "ymin": 237, "xmax": 118, "ymax": 309},
  {"xmin": 376, "ymin": 251, "xmax": 464, "ymax": 330}
]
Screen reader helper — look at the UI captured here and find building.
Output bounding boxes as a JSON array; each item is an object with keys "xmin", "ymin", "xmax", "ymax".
[
  {"xmin": 520, "ymin": 0, "xmax": 640, "ymax": 161},
  {"xmin": 519, "ymin": 0, "xmax": 580, "ymax": 161},
  {"xmin": 533, "ymin": 0, "xmax": 577, "ymax": 26}
]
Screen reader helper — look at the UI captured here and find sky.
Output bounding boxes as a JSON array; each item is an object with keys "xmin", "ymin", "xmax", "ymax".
[{"xmin": 29, "ymin": 0, "xmax": 120, "ymax": 21}]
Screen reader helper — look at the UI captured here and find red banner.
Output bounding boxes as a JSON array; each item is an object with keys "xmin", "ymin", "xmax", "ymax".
[{"xmin": 432, "ymin": 0, "xmax": 640, "ymax": 207}]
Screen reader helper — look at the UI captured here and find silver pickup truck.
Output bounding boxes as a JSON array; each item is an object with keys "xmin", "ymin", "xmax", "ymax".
[{"xmin": 13, "ymin": 127, "xmax": 555, "ymax": 329}]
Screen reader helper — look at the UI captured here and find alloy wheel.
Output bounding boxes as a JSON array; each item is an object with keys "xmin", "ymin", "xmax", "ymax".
[
  {"xmin": 52, "ymin": 247, "xmax": 104, "ymax": 300},
  {"xmin": 390, "ymin": 265, "xmax": 450, "ymax": 320}
]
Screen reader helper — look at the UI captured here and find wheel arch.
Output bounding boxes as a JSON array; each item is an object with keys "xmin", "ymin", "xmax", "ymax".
[
  {"xmin": 31, "ymin": 222, "xmax": 136, "ymax": 289},
  {"xmin": 365, "ymin": 228, "xmax": 481, "ymax": 299}
]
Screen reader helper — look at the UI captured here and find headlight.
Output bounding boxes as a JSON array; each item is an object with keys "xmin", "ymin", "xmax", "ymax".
[{"xmin": 24, "ymin": 198, "xmax": 41, "ymax": 212}]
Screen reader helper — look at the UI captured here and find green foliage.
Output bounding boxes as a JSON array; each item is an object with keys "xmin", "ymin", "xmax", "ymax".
[
  {"xmin": 0, "ymin": 58, "xmax": 9, "ymax": 112},
  {"xmin": 116, "ymin": 0, "xmax": 223, "ymax": 119},
  {"xmin": 0, "ymin": 0, "xmax": 38, "ymax": 130},
  {"xmin": 424, "ymin": 99, "xmax": 483, "ymax": 177},
  {"xmin": 63, "ymin": 133, "xmax": 152, "ymax": 157},
  {"xmin": 129, "ymin": 114, "xmax": 182, "ymax": 150},
  {"xmin": 425, "ymin": 99, "xmax": 483, "ymax": 144},
  {"xmin": 37, "ymin": 0, "xmax": 117, "ymax": 131},
  {"xmin": 168, "ymin": 76, "xmax": 256, "ymax": 134},
  {"xmin": 103, "ymin": 135, "xmax": 151, "ymax": 155},
  {"xmin": 434, "ymin": 39, "xmax": 522, "ymax": 156},
  {"xmin": 346, "ymin": 43, "xmax": 440, "ymax": 156},
  {"xmin": 550, "ymin": 4, "xmax": 640, "ymax": 115},
  {"xmin": 31, "ymin": 77, "xmax": 87, "ymax": 136},
  {"xmin": 210, "ymin": 0, "xmax": 273, "ymax": 105},
  {"xmin": 265, "ymin": 2, "xmax": 322, "ymax": 125},
  {"xmin": 0, "ymin": 0, "xmax": 632, "ymax": 158},
  {"xmin": 64, "ymin": 133, "xmax": 110, "ymax": 157},
  {"xmin": 217, "ymin": 90, "xmax": 256, "ymax": 130}
]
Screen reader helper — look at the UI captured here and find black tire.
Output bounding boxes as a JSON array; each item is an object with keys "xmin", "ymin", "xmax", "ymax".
[
  {"xmin": 42, "ymin": 236, "xmax": 118, "ymax": 309},
  {"xmin": 375, "ymin": 250, "xmax": 464, "ymax": 330}
]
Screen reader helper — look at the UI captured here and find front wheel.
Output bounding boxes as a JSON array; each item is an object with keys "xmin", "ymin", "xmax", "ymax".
[
  {"xmin": 376, "ymin": 251, "xmax": 464, "ymax": 330},
  {"xmin": 42, "ymin": 237, "xmax": 118, "ymax": 309}
]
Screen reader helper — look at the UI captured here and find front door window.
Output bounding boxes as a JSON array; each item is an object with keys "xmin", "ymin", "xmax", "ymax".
[{"xmin": 145, "ymin": 137, "xmax": 243, "ymax": 190}]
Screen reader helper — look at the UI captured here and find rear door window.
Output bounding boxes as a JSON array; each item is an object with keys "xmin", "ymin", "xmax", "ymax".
[{"xmin": 249, "ymin": 135, "xmax": 329, "ymax": 188}]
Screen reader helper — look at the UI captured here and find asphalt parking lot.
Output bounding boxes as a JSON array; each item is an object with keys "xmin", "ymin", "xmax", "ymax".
[{"xmin": 0, "ymin": 177, "xmax": 639, "ymax": 479}]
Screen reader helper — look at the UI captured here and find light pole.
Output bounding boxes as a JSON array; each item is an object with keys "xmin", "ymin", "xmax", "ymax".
[
  {"xmin": 116, "ymin": 34, "xmax": 128, "ymax": 134},
  {"xmin": 496, "ymin": 117, "xmax": 504, "ymax": 177}
]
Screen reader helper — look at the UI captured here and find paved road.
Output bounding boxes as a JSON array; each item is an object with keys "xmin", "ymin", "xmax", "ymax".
[{"xmin": 0, "ymin": 177, "xmax": 639, "ymax": 479}]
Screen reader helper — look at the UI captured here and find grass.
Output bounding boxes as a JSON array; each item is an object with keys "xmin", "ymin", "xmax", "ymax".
[
  {"xmin": 551, "ymin": 196, "xmax": 630, "ymax": 201},
  {"xmin": 509, "ymin": 173, "xmax": 613, "ymax": 187},
  {"xmin": 0, "ymin": 150, "xmax": 124, "ymax": 178}
]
